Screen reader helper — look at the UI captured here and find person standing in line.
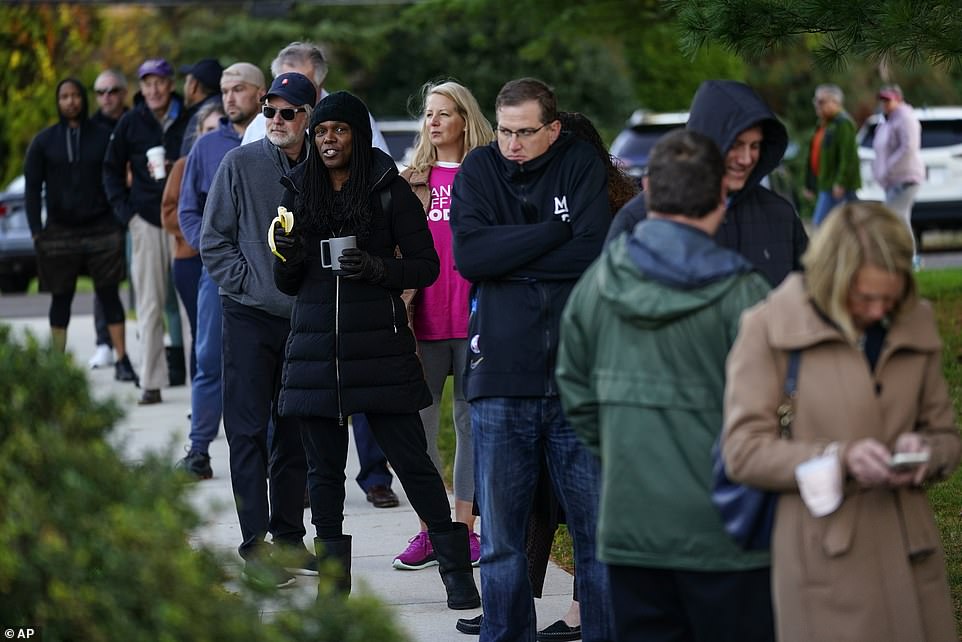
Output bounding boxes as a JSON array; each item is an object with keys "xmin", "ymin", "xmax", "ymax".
[
  {"xmin": 270, "ymin": 90, "xmax": 480, "ymax": 610},
  {"xmin": 608, "ymin": 79, "xmax": 807, "ymax": 289},
  {"xmin": 557, "ymin": 129, "xmax": 773, "ymax": 642},
  {"xmin": 872, "ymin": 84, "xmax": 926, "ymax": 268},
  {"xmin": 103, "ymin": 58, "xmax": 190, "ymax": 405},
  {"xmin": 161, "ymin": 101, "xmax": 225, "ymax": 387},
  {"xmin": 807, "ymin": 83, "xmax": 861, "ymax": 226},
  {"xmin": 178, "ymin": 58, "xmax": 224, "ymax": 156},
  {"xmin": 449, "ymin": 77, "xmax": 613, "ymax": 642},
  {"xmin": 200, "ymin": 72, "xmax": 317, "ymax": 589},
  {"xmin": 392, "ymin": 80, "xmax": 494, "ymax": 572},
  {"xmin": 724, "ymin": 202, "xmax": 960, "ymax": 642},
  {"xmin": 243, "ymin": 39, "xmax": 400, "ymax": 510},
  {"xmin": 24, "ymin": 78, "xmax": 137, "ymax": 384},
  {"xmin": 174, "ymin": 62, "xmax": 265, "ymax": 481},
  {"xmin": 88, "ymin": 69, "xmax": 130, "ymax": 370}
]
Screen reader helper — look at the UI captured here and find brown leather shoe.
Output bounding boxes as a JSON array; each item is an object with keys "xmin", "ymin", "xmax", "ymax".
[
  {"xmin": 137, "ymin": 389, "xmax": 162, "ymax": 405},
  {"xmin": 365, "ymin": 484, "xmax": 399, "ymax": 508}
]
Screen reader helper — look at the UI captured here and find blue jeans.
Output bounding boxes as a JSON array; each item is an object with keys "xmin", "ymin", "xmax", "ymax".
[
  {"xmin": 473, "ymin": 397, "xmax": 612, "ymax": 642},
  {"xmin": 172, "ymin": 255, "xmax": 202, "ymax": 379},
  {"xmin": 813, "ymin": 189, "xmax": 858, "ymax": 226},
  {"xmin": 352, "ymin": 413, "xmax": 393, "ymax": 492},
  {"xmin": 188, "ymin": 268, "xmax": 222, "ymax": 453}
]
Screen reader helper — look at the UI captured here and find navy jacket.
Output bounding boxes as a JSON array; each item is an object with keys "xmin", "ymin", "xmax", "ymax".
[
  {"xmin": 450, "ymin": 133, "xmax": 609, "ymax": 400},
  {"xmin": 606, "ymin": 80, "xmax": 807, "ymax": 287},
  {"xmin": 102, "ymin": 92, "xmax": 189, "ymax": 227}
]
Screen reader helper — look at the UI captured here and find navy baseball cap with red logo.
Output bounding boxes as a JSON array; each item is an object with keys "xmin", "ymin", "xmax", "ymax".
[{"xmin": 260, "ymin": 72, "xmax": 316, "ymax": 107}]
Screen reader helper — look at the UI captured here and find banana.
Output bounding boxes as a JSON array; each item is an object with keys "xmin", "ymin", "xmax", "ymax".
[{"xmin": 267, "ymin": 205, "xmax": 295, "ymax": 262}]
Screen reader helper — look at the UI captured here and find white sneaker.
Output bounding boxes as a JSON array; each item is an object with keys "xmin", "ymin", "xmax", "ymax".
[{"xmin": 87, "ymin": 344, "xmax": 114, "ymax": 369}]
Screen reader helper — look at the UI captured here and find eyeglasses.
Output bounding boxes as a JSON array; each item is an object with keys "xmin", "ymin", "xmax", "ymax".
[
  {"xmin": 95, "ymin": 87, "xmax": 122, "ymax": 96},
  {"xmin": 496, "ymin": 123, "xmax": 549, "ymax": 140},
  {"xmin": 263, "ymin": 105, "xmax": 307, "ymax": 121}
]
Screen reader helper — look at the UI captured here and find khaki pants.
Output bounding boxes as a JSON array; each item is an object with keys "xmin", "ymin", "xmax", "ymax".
[{"xmin": 129, "ymin": 215, "xmax": 173, "ymax": 390}]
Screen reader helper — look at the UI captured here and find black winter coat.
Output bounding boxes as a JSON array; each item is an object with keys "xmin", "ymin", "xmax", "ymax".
[{"xmin": 274, "ymin": 149, "xmax": 439, "ymax": 421}]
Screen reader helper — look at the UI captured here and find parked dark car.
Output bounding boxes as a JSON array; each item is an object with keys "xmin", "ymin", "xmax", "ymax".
[{"xmin": 0, "ymin": 175, "xmax": 37, "ymax": 294}]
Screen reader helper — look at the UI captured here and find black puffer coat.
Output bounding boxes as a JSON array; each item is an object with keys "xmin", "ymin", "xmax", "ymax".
[{"xmin": 274, "ymin": 149, "xmax": 439, "ymax": 422}]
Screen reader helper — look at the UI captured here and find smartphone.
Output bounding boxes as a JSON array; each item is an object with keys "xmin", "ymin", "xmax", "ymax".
[{"xmin": 888, "ymin": 451, "xmax": 930, "ymax": 471}]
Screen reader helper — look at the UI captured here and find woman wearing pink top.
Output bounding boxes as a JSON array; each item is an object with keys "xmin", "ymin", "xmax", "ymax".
[{"xmin": 393, "ymin": 81, "xmax": 494, "ymax": 571}]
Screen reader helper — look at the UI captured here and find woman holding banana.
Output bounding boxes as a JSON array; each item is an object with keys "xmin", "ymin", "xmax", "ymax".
[{"xmin": 269, "ymin": 91, "xmax": 480, "ymax": 610}]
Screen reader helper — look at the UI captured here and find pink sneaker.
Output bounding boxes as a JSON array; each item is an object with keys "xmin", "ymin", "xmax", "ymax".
[
  {"xmin": 469, "ymin": 531, "xmax": 481, "ymax": 567},
  {"xmin": 392, "ymin": 531, "xmax": 438, "ymax": 570}
]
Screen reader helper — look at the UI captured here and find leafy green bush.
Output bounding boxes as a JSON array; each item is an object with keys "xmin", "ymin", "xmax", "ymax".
[{"xmin": 0, "ymin": 326, "xmax": 407, "ymax": 642}]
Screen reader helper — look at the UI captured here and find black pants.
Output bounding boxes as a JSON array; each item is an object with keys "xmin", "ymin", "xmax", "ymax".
[
  {"xmin": 301, "ymin": 411, "xmax": 452, "ymax": 539},
  {"xmin": 608, "ymin": 564, "xmax": 774, "ymax": 642},
  {"xmin": 221, "ymin": 297, "xmax": 307, "ymax": 559}
]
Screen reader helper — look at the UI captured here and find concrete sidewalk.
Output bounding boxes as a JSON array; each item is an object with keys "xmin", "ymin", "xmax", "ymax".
[{"xmin": 3, "ymin": 313, "xmax": 575, "ymax": 641}]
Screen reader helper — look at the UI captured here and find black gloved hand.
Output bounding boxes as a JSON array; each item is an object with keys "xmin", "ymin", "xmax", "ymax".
[
  {"xmin": 338, "ymin": 247, "xmax": 385, "ymax": 284},
  {"xmin": 272, "ymin": 225, "xmax": 305, "ymax": 265}
]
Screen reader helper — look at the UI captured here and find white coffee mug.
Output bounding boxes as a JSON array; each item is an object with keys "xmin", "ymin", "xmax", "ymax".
[
  {"xmin": 146, "ymin": 146, "xmax": 167, "ymax": 180},
  {"xmin": 321, "ymin": 235, "xmax": 357, "ymax": 275}
]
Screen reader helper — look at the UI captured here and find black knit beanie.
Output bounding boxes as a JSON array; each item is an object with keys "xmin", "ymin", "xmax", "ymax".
[{"xmin": 310, "ymin": 91, "xmax": 372, "ymax": 145}]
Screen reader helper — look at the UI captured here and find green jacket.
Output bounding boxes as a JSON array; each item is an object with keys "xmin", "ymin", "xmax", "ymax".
[
  {"xmin": 808, "ymin": 111, "xmax": 862, "ymax": 192},
  {"xmin": 557, "ymin": 221, "xmax": 771, "ymax": 571}
]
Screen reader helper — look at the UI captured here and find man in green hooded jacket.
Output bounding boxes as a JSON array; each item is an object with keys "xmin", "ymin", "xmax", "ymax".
[{"xmin": 557, "ymin": 129, "xmax": 773, "ymax": 642}]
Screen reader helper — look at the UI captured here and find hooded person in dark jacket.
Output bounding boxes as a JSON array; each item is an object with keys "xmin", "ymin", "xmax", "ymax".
[
  {"xmin": 271, "ymin": 91, "xmax": 480, "ymax": 610},
  {"xmin": 607, "ymin": 80, "xmax": 807, "ymax": 287},
  {"xmin": 24, "ymin": 78, "xmax": 136, "ymax": 382}
]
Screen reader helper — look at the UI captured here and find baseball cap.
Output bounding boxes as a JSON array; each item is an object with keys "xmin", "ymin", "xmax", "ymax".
[
  {"xmin": 137, "ymin": 58, "xmax": 174, "ymax": 79},
  {"xmin": 220, "ymin": 62, "xmax": 265, "ymax": 90},
  {"xmin": 261, "ymin": 72, "xmax": 316, "ymax": 107},
  {"xmin": 179, "ymin": 58, "xmax": 223, "ymax": 90},
  {"xmin": 878, "ymin": 85, "xmax": 903, "ymax": 101}
]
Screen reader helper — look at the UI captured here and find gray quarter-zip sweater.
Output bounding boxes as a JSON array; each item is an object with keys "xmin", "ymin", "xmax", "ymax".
[{"xmin": 200, "ymin": 136, "xmax": 296, "ymax": 318}]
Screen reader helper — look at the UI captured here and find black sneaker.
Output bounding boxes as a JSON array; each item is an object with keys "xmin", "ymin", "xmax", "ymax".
[
  {"xmin": 114, "ymin": 354, "xmax": 139, "ymax": 384},
  {"xmin": 241, "ymin": 557, "xmax": 296, "ymax": 590},
  {"xmin": 456, "ymin": 614, "xmax": 482, "ymax": 635},
  {"xmin": 272, "ymin": 544, "xmax": 319, "ymax": 577},
  {"xmin": 174, "ymin": 449, "xmax": 213, "ymax": 480}
]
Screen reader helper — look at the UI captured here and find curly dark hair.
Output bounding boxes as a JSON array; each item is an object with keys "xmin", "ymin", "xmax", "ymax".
[{"xmin": 559, "ymin": 111, "xmax": 638, "ymax": 216}]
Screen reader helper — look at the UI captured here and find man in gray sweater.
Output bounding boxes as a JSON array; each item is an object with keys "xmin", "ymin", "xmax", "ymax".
[{"xmin": 200, "ymin": 72, "xmax": 315, "ymax": 589}]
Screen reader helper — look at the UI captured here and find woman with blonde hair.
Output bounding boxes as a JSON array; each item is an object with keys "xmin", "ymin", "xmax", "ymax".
[
  {"xmin": 723, "ymin": 201, "xmax": 960, "ymax": 642},
  {"xmin": 392, "ymin": 80, "xmax": 494, "ymax": 571}
]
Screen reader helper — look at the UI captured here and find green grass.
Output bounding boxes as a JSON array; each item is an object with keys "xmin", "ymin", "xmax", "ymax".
[{"xmin": 436, "ymin": 267, "xmax": 962, "ymax": 612}]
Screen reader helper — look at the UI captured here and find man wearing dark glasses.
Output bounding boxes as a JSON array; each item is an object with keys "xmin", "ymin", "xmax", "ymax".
[{"xmin": 200, "ymin": 72, "xmax": 316, "ymax": 589}]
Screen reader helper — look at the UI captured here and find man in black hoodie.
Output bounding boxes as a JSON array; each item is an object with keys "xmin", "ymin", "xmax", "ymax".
[
  {"xmin": 103, "ymin": 58, "xmax": 190, "ymax": 405},
  {"xmin": 24, "ymin": 78, "xmax": 136, "ymax": 383},
  {"xmin": 607, "ymin": 80, "xmax": 807, "ymax": 287},
  {"xmin": 450, "ymin": 78, "xmax": 613, "ymax": 642}
]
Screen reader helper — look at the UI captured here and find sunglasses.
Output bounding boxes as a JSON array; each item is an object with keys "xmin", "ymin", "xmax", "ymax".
[
  {"xmin": 95, "ymin": 87, "xmax": 122, "ymax": 96},
  {"xmin": 262, "ymin": 105, "xmax": 307, "ymax": 121}
]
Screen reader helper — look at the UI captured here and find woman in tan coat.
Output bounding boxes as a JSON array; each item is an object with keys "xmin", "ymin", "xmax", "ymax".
[{"xmin": 724, "ymin": 201, "xmax": 960, "ymax": 642}]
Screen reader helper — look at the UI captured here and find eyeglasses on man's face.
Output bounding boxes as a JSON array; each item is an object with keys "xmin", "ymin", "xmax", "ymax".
[
  {"xmin": 95, "ymin": 87, "xmax": 122, "ymax": 96},
  {"xmin": 263, "ymin": 105, "xmax": 307, "ymax": 121},
  {"xmin": 496, "ymin": 123, "xmax": 549, "ymax": 140}
]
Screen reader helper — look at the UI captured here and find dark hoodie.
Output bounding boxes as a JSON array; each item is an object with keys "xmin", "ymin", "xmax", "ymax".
[
  {"xmin": 23, "ymin": 78, "xmax": 115, "ymax": 236},
  {"xmin": 606, "ymin": 80, "xmax": 808, "ymax": 287}
]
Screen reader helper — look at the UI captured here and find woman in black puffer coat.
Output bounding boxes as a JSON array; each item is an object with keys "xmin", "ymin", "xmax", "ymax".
[{"xmin": 272, "ymin": 91, "xmax": 479, "ymax": 610}]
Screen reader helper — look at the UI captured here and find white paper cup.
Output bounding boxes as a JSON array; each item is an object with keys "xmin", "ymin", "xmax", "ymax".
[
  {"xmin": 795, "ymin": 453, "xmax": 843, "ymax": 517},
  {"xmin": 146, "ymin": 146, "xmax": 167, "ymax": 180}
]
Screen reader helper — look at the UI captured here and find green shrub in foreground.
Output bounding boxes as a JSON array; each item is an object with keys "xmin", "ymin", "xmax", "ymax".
[{"xmin": 0, "ymin": 326, "xmax": 406, "ymax": 642}]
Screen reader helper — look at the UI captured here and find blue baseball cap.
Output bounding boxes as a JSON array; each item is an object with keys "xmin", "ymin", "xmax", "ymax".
[
  {"xmin": 261, "ymin": 72, "xmax": 316, "ymax": 107},
  {"xmin": 137, "ymin": 58, "xmax": 174, "ymax": 79}
]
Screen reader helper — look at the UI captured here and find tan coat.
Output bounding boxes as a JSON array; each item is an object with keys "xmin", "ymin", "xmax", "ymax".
[{"xmin": 724, "ymin": 274, "xmax": 961, "ymax": 642}]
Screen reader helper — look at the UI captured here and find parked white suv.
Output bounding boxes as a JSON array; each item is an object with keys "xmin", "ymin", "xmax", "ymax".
[{"xmin": 857, "ymin": 106, "xmax": 962, "ymax": 242}]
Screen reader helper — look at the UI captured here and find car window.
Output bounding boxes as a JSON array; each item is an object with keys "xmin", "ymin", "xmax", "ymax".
[
  {"xmin": 920, "ymin": 120, "xmax": 962, "ymax": 148},
  {"xmin": 610, "ymin": 124, "xmax": 685, "ymax": 158},
  {"xmin": 383, "ymin": 131, "xmax": 417, "ymax": 163},
  {"xmin": 5, "ymin": 175, "xmax": 25, "ymax": 193}
]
